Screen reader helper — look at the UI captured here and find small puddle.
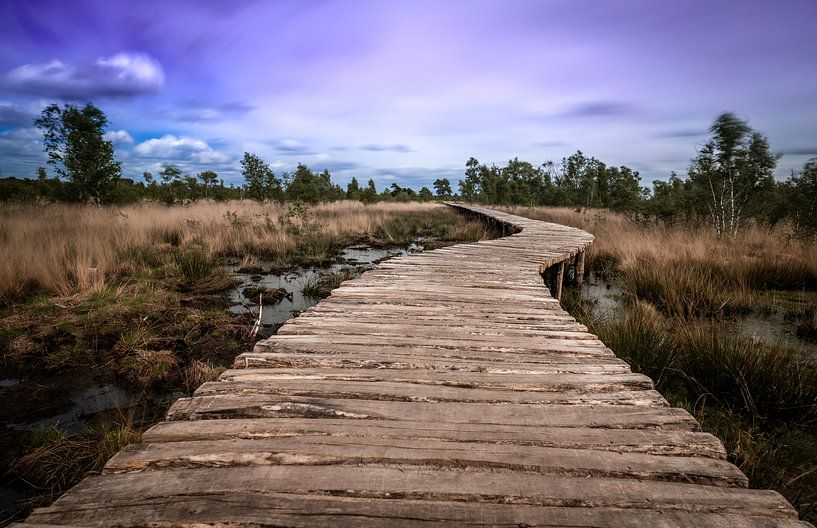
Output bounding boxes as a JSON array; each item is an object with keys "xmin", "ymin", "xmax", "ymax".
[
  {"xmin": 727, "ymin": 313, "xmax": 814, "ymax": 349},
  {"xmin": 228, "ymin": 241, "xmax": 424, "ymax": 331},
  {"xmin": 7, "ymin": 380, "xmax": 134, "ymax": 435},
  {"xmin": 580, "ymin": 278, "xmax": 626, "ymax": 321}
]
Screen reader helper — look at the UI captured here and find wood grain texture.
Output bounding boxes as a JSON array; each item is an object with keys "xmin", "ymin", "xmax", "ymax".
[{"xmin": 16, "ymin": 203, "xmax": 810, "ymax": 528}]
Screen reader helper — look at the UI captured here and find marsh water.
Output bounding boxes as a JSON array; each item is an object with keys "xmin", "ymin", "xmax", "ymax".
[
  {"xmin": 228, "ymin": 241, "xmax": 423, "ymax": 330},
  {"xmin": 579, "ymin": 276, "xmax": 816, "ymax": 351}
]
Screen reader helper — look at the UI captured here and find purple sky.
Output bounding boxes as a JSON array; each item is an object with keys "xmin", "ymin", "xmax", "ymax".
[{"xmin": 1, "ymin": 0, "xmax": 816, "ymax": 189}]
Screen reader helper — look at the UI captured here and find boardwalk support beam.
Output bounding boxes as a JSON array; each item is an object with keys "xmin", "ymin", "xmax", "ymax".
[{"xmin": 574, "ymin": 250, "xmax": 585, "ymax": 287}]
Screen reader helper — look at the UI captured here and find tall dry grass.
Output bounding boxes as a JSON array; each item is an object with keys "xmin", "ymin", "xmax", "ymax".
[
  {"xmin": 0, "ymin": 200, "xmax": 475, "ymax": 302},
  {"xmin": 501, "ymin": 205, "xmax": 817, "ymax": 316}
]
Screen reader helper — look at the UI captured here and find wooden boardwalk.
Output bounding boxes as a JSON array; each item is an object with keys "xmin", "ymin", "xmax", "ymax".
[{"xmin": 17, "ymin": 204, "xmax": 809, "ymax": 527}]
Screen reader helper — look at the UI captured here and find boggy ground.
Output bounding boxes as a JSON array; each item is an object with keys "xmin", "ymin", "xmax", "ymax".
[
  {"xmin": 502, "ymin": 205, "xmax": 817, "ymax": 522},
  {"xmin": 0, "ymin": 200, "xmax": 496, "ymax": 524}
]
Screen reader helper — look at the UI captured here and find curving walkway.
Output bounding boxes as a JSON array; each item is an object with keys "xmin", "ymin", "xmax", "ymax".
[{"xmin": 17, "ymin": 204, "xmax": 809, "ymax": 527}]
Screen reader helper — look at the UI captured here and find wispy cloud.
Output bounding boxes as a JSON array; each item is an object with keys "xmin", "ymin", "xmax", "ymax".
[
  {"xmin": 656, "ymin": 128, "xmax": 708, "ymax": 138},
  {"xmin": 360, "ymin": 143, "xmax": 414, "ymax": 153},
  {"xmin": 267, "ymin": 138, "xmax": 317, "ymax": 155},
  {"xmin": 2, "ymin": 52, "xmax": 164, "ymax": 99},
  {"xmin": 168, "ymin": 101, "xmax": 255, "ymax": 123},
  {"xmin": 782, "ymin": 147, "xmax": 817, "ymax": 157},
  {"xmin": 558, "ymin": 101, "xmax": 637, "ymax": 118}
]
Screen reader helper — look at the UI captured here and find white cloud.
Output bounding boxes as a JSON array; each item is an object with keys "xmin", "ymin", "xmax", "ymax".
[
  {"xmin": 3, "ymin": 52, "xmax": 164, "ymax": 99},
  {"xmin": 95, "ymin": 53, "xmax": 163, "ymax": 86},
  {"xmin": 104, "ymin": 129, "xmax": 134, "ymax": 145},
  {"xmin": 133, "ymin": 134, "xmax": 229, "ymax": 164}
]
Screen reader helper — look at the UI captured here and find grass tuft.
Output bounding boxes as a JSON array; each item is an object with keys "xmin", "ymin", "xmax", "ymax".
[
  {"xmin": 120, "ymin": 350, "xmax": 180, "ymax": 387},
  {"xmin": 594, "ymin": 300, "xmax": 678, "ymax": 386},
  {"xmin": 28, "ymin": 425, "xmax": 68, "ymax": 449},
  {"xmin": 11, "ymin": 425, "xmax": 140, "ymax": 499}
]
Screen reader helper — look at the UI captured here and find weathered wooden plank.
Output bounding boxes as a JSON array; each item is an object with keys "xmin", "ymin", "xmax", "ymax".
[
  {"xmin": 105, "ymin": 436, "xmax": 747, "ymax": 487},
  {"xmin": 278, "ymin": 321, "xmax": 598, "ymax": 340},
  {"xmin": 218, "ymin": 367, "xmax": 647, "ymax": 387},
  {"xmin": 233, "ymin": 350, "xmax": 631, "ymax": 372},
  {"xmin": 141, "ymin": 418, "xmax": 728, "ymax": 458},
  {"xmin": 190, "ymin": 380, "xmax": 664, "ymax": 405},
  {"xmin": 258, "ymin": 334, "xmax": 614, "ymax": 355},
  {"xmin": 27, "ymin": 467, "xmax": 797, "ymax": 517},
  {"xmin": 20, "ymin": 495, "xmax": 812, "ymax": 527},
  {"xmin": 294, "ymin": 313, "xmax": 590, "ymax": 331},
  {"xmin": 242, "ymin": 343, "xmax": 619, "ymax": 367},
  {"xmin": 166, "ymin": 395, "xmax": 691, "ymax": 426}
]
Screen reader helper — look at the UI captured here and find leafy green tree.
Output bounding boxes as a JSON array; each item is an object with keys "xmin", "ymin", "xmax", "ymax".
[
  {"xmin": 647, "ymin": 172, "xmax": 690, "ymax": 224},
  {"xmin": 556, "ymin": 151, "xmax": 588, "ymax": 206},
  {"xmin": 197, "ymin": 170, "xmax": 219, "ymax": 198},
  {"xmin": 459, "ymin": 158, "xmax": 481, "ymax": 201},
  {"xmin": 433, "ymin": 178, "xmax": 452, "ymax": 197},
  {"xmin": 183, "ymin": 175, "xmax": 200, "ymax": 200},
  {"xmin": 241, "ymin": 152, "xmax": 280, "ymax": 201},
  {"xmin": 34, "ymin": 103, "xmax": 121, "ymax": 203},
  {"xmin": 346, "ymin": 177, "xmax": 361, "ymax": 200},
  {"xmin": 418, "ymin": 187, "xmax": 433, "ymax": 201},
  {"xmin": 688, "ymin": 113, "xmax": 777, "ymax": 238},
  {"xmin": 502, "ymin": 158, "xmax": 551, "ymax": 206},
  {"xmin": 360, "ymin": 179, "xmax": 378, "ymax": 203},
  {"xmin": 386, "ymin": 182, "xmax": 417, "ymax": 202},
  {"xmin": 159, "ymin": 164, "xmax": 183, "ymax": 203},
  {"xmin": 606, "ymin": 166, "xmax": 643, "ymax": 212},
  {"xmin": 264, "ymin": 169, "xmax": 283, "ymax": 200},
  {"xmin": 285, "ymin": 164, "xmax": 341, "ymax": 203},
  {"xmin": 160, "ymin": 164, "xmax": 182, "ymax": 184},
  {"xmin": 786, "ymin": 158, "xmax": 817, "ymax": 238}
]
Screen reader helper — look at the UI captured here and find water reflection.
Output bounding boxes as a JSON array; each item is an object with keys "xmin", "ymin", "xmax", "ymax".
[
  {"xmin": 229, "ymin": 242, "xmax": 423, "ymax": 328},
  {"xmin": 580, "ymin": 277, "xmax": 816, "ymax": 352}
]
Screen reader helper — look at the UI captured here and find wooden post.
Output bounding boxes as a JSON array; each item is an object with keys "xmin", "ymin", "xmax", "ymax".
[
  {"xmin": 574, "ymin": 250, "xmax": 585, "ymax": 287},
  {"xmin": 555, "ymin": 261, "xmax": 565, "ymax": 300},
  {"xmin": 545, "ymin": 265, "xmax": 557, "ymax": 296}
]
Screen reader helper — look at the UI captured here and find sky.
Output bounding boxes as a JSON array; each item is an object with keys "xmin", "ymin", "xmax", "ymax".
[{"xmin": 1, "ymin": 0, "xmax": 816, "ymax": 190}]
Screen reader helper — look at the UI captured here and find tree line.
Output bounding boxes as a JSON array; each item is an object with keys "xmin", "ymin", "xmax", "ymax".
[
  {"xmin": 458, "ymin": 113, "xmax": 816, "ymax": 239},
  {"xmin": 0, "ymin": 102, "xmax": 459, "ymax": 205},
  {"xmin": 0, "ymin": 103, "xmax": 815, "ymax": 238}
]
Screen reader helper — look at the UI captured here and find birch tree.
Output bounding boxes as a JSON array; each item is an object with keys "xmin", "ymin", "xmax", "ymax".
[{"xmin": 688, "ymin": 113, "xmax": 777, "ymax": 238}]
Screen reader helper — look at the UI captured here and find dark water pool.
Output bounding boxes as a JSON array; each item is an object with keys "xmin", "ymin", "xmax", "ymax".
[{"xmin": 228, "ymin": 242, "xmax": 423, "ymax": 329}]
